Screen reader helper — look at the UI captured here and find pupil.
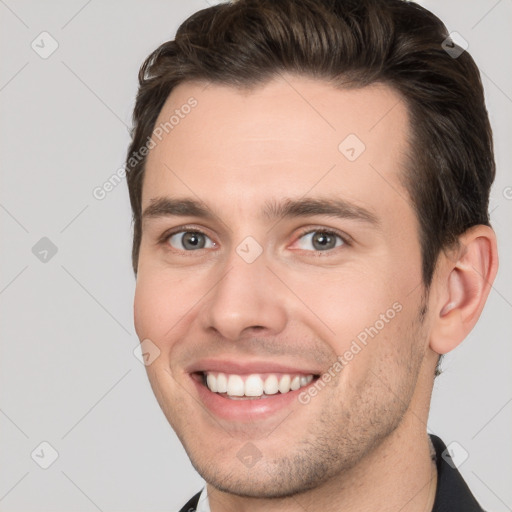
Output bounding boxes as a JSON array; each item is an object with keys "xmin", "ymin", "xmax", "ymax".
[
  {"xmin": 314, "ymin": 232, "xmax": 334, "ymax": 250},
  {"xmin": 183, "ymin": 232, "xmax": 205, "ymax": 249}
]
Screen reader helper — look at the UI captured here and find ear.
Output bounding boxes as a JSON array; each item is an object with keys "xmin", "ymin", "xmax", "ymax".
[{"xmin": 429, "ymin": 225, "xmax": 499, "ymax": 355}]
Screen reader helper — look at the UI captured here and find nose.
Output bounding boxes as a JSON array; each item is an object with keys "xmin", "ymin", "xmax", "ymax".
[{"xmin": 197, "ymin": 246, "xmax": 288, "ymax": 342}]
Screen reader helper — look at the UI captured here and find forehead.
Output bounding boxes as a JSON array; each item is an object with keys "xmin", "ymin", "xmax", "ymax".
[{"xmin": 142, "ymin": 75, "xmax": 412, "ymax": 225}]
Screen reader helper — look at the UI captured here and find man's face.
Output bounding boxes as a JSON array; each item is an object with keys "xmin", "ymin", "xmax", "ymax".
[{"xmin": 134, "ymin": 75, "xmax": 433, "ymax": 497}]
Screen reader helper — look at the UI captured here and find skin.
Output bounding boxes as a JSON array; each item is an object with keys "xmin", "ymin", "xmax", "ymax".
[{"xmin": 133, "ymin": 74, "xmax": 498, "ymax": 512}]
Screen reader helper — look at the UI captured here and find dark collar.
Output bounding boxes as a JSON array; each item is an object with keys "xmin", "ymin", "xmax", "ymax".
[
  {"xmin": 430, "ymin": 434, "xmax": 485, "ymax": 512},
  {"xmin": 178, "ymin": 491, "xmax": 202, "ymax": 512},
  {"xmin": 179, "ymin": 435, "xmax": 485, "ymax": 512}
]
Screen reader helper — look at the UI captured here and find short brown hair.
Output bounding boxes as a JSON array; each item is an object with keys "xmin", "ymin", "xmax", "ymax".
[{"xmin": 126, "ymin": 0, "xmax": 495, "ymax": 290}]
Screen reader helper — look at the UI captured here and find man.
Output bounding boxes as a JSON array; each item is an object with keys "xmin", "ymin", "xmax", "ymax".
[{"xmin": 125, "ymin": 0, "xmax": 499, "ymax": 510}]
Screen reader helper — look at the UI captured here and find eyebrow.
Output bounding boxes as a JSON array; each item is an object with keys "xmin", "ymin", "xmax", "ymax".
[{"xmin": 142, "ymin": 196, "xmax": 380, "ymax": 227}]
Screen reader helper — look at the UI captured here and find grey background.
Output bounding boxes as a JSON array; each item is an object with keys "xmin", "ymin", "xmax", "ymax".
[{"xmin": 0, "ymin": 1, "xmax": 510, "ymax": 511}]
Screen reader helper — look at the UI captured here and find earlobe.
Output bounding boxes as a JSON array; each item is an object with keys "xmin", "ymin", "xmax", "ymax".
[{"xmin": 429, "ymin": 225, "xmax": 499, "ymax": 355}]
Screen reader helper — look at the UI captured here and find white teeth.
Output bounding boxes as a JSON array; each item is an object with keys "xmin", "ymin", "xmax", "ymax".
[
  {"xmin": 245, "ymin": 374, "xmax": 264, "ymax": 397},
  {"xmin": 216, "ymin": 373, "xmax": 227, "ymax": 393},
  {"xmin": 278, "ymin": 374, "xmax": 291, "ymax": 393},
  {"xmin": 206, "ymin": 373, "xmax": 217, "ymax": 393},
  {"xmin": 204, "ymin": 372, "xmax": 315, "ymax": 397},
  {"xmin": 227, "ymin": 374, "xmax": 245, "ymax": 396},
  {"xmin": 263, "ymin": 375, "xmax": 279, "ymax": 395}
]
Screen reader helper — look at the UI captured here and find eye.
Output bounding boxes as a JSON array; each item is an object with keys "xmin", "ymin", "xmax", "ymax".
[
  {"xmin": 166, "ymin": 230, "xmax": 216, "ymax": 251},
  {"xmin": 295, "ymin": 229, "xmax": 347, "ymax": 252}
]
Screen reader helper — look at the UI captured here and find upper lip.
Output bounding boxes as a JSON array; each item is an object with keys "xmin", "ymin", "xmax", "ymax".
[{"xmin": 186, "ymin": 358, "xmax": 322, "ymax": 376}]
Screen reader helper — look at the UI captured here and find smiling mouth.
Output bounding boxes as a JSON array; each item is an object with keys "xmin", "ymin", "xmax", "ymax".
[{"xmin": 196, "ymin": 371, "xmax": 320, "ymax": 400}]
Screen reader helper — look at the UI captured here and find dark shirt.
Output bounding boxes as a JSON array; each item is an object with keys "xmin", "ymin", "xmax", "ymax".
[{"xmin": 178, "ymin": 435, "xmax": 485, "ymax": 511}]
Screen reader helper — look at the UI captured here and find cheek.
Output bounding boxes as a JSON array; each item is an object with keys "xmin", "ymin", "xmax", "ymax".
[
  {"xmin": 291, "ymin": 270, "xmax": 397, "ymax": 346},
  {"xmin": 133, "ymin": 266, "xmax": 210, "ymax": 345},
  {"xmin": 289, "ymin": 267, "xmax": 418, "ymax": 389},
  {"xmin": 134, "ymin": 276, "xmax": 160, "ymax": 341},
  {"xmin": 133, "ymin": 271, "xmax": 181, "ymax": 344}
]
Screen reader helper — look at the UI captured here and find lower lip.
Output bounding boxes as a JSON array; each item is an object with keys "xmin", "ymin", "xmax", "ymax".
[{"xmin": 191, "ymin": 374, "xmax": 316, "ymax": 422}]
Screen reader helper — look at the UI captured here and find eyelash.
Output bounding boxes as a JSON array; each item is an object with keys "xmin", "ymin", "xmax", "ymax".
[{"xmin": 158, "ymin": 225, "xmax": 352, "ymax": 256}]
